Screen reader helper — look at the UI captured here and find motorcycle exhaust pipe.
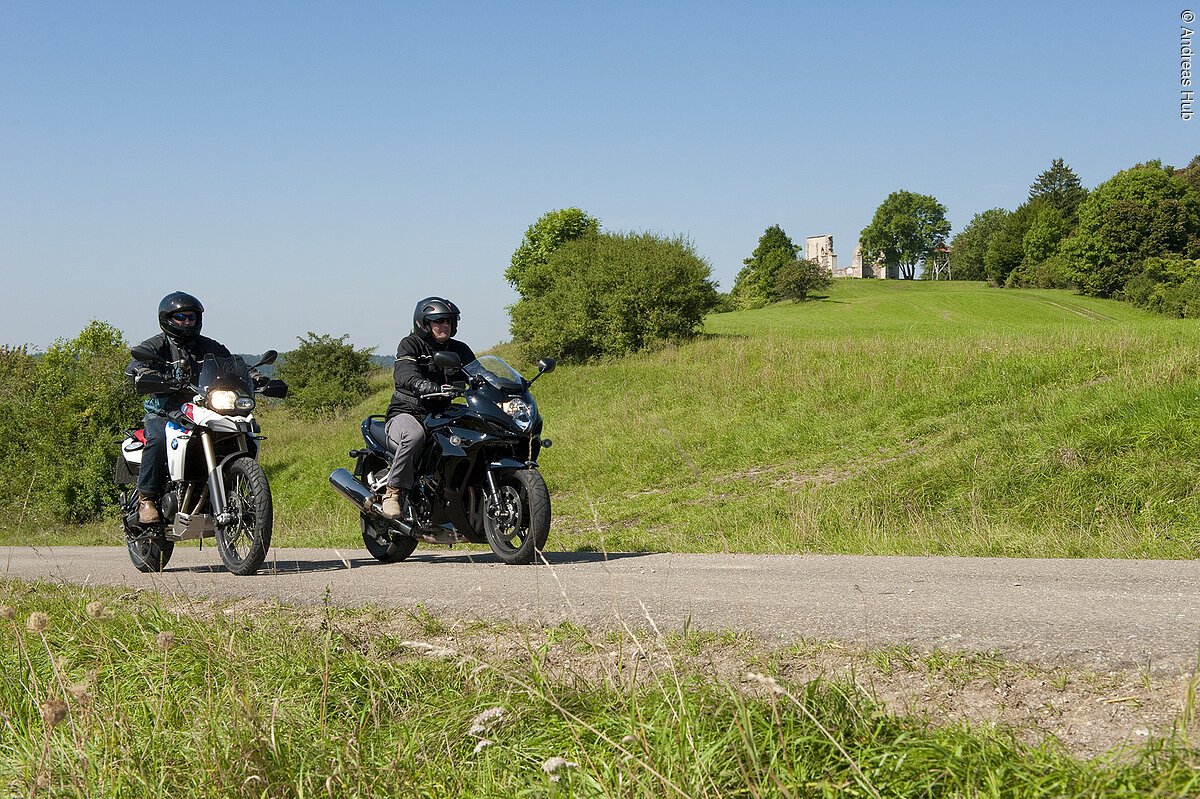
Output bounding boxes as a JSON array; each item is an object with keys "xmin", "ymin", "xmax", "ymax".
[
  {"xmin": 328, "ymin": 468, "xmax": 415, "ymax": 535},
  {"xmin": 329, "ymin": 468, "xmax": 375, "ymax": 512}
]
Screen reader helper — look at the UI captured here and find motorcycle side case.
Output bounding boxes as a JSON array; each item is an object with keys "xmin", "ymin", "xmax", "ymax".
[{"xmin": 115, "ymin": 436, "xmax": 144, "ymax": 485}]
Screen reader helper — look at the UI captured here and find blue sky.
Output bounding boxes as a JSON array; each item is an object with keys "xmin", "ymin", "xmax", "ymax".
[{"xmin": 1, "ymin": 1, "xmax": 1195, "ymax": 354}]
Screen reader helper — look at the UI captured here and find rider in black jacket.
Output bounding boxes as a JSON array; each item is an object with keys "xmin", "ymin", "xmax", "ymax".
[
  {"xmin": 125, "ymin": 291, "xmax": 265, "ymax": 524},
  {"xmin": 381, "ymin": 297, "xmax": 476, "ymax": 519}
]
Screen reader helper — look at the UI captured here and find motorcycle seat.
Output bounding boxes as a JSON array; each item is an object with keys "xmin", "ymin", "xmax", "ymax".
[{"xmin": 365, "ymin": 418, "xmax": 393, "ymax": 453}]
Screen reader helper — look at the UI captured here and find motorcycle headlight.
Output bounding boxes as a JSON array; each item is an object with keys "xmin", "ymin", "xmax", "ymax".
[
  {"xmin": 209, "ymin": 390, "xmax": 255, "ymax": 413},
  {"xmin": 500, "ymin": 397, "xmax": 533, "ymax": 431}
]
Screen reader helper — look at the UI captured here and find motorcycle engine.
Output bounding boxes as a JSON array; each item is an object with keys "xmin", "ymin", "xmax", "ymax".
[{"xmin": 160, "ymin": 490, "xmax": 179, "ymax": 523}]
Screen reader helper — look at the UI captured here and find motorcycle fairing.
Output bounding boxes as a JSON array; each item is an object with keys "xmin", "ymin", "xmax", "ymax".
[{"xmin": 165, "ymin": 420, "xmax": 191, "ymax": 478}]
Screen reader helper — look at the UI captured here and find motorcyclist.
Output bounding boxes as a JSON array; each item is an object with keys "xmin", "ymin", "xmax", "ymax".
[
  {"xmin": 125, "ymin": 291, "xmax": 266, "ymax": 524},
  {"xmin": 382, "ymin": 297, "xmax": 476, "ymax": 520}
]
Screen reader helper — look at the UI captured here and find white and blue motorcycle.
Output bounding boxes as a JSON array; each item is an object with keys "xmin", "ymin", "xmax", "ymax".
[{"xmin": 116, "ymin": 348, "xmax": 288, "ymax": 575}]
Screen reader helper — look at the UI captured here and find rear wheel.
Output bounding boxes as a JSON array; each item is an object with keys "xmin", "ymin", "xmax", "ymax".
[
  {"xmin": 361, "ymin": 514, "xmax": 417, "ymax": 563},
  {"xmin": 483, "ymin": 469, "xmax": 550, "ymax": 565},
  {"xmin": 123, "ymin": 491, "xmax": 174, "ymax": 572},
  {"xmin": 216, "ymin": 458, "xmax": 272, "ymax": 576}
]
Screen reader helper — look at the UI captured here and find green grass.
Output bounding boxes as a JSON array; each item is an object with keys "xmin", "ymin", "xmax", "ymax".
[
  {"xmin": 2, "ymin": 579, "xmax": 1197, "ymax": 798},
  {"xmin": 13, "ymin": 280, "xmax": 1200, "ymax": 558},
  {"xmin": 537, "ymin": 281, "xmax": 1200, "ymax": 557}
]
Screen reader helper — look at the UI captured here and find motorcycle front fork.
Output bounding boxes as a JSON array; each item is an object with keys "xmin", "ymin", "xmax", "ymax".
[{"xmin": 200, "ymin": 432, "xmax": 224, "ymax": 514}]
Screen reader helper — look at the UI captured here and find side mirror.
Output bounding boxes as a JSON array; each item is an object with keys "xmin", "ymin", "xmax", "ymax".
[
  {"xmin": 528, "ymin": 356, "xmax": 556, "ymax": 385},
  {"xmin": 255, "ymin": 350, "xmax": 279, "ymax": 368},
  {"xmin": 433, "ymin": 351, "xmax": 462, "ymax": 370},
  {"xmin": 130, "ymin": 344, "xmax": 159, "ymax": 363}
]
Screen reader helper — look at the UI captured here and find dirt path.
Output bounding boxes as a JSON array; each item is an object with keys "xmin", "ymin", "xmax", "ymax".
[{"xmin": 4, "ymin": 546, "xmax": 1197, "ymax": 675}]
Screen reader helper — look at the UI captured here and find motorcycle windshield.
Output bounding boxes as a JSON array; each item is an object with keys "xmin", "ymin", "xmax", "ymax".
[
  {"xmin": 464, "ymin": 355, "xmax": 526, "ymax": 392},
  {"xmin": 197, "ymin": 354, "xmax": 253, "ymax": 395}
]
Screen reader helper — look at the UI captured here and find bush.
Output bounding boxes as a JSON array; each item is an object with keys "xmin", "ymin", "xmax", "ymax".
[
  {"xmin": 276, "ymin": 333, "xmax": 375, "ymax": 419},
  {"xmin": 1004, "ymin": 253, "xmax": 1077, "ymax": 289},
  {"xmin": 0, "ymin": 322, "xmax": 143, "ymax": 525},
  {"xmin": 773, "ymin": 258, "xmax": 831, "ymax": 301},
  {"xmin": 508, "ymin": 232, "xmax": 720, "ymax": 362},
  {"xmin": 1121, "ymin": 257, "xmax": 1200, "ymax": 317}
]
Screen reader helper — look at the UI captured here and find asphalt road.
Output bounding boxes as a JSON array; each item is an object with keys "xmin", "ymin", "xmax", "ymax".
[{"xmin": 3, "ymin": 546, "xmax": 1197, "ymax": 675}]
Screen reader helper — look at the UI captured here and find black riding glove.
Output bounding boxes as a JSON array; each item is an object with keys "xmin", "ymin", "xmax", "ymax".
[{"xmin": 412, "ymin": 378, "xmax": 441, "ymax": 396}]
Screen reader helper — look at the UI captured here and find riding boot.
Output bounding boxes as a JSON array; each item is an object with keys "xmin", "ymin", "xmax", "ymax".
[
  {"xmin": 380, "ymin": 487, "xmax": 404, "ymax": 520},
  {"xmin": 138, "ymin": 494, "xmax": 162, "ymax": 525}
]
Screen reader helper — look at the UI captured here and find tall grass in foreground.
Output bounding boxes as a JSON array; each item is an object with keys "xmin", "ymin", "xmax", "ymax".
[{"xmin": 1, "ymin": 580, "xmax": 1197, "ymax": 798}]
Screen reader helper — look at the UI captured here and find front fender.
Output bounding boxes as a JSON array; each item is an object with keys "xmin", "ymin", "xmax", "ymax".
[{"xmin": 487, "ymin": 457, "xmax": 534, "ymax": 471}]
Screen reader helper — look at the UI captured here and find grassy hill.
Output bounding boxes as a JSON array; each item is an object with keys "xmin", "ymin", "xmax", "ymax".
[{"xmin": 260, "ymin": 280, "xmax": 1200, "ymax": 559}]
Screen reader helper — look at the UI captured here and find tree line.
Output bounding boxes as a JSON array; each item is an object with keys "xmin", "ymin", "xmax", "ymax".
[
  {"xmin": 951, "ymin": 156, "xmax": 1200, "ymax": 316},
  {"xmin": 733, "ymin": 155, "xmax": 1200, "ymax": 319}
]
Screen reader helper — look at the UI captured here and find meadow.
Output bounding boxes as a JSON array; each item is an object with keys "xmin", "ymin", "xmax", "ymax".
[
  {"xmin": 6, "ymin": 281, "xmax": 1200, "ymax": 795},
  {"xmin": 23, "ymin": 280, "xmax": 1200, "ymax": 560},
  {"xmin": 221, "ymin": 281, "xmax": 1200, "ymax": 559}
]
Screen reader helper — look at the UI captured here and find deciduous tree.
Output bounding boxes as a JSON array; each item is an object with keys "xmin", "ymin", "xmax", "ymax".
[
  {"xmin": 949, "ymin": 209, "xmax": 1008, "ymax": 281},
  {"xmin": 731, "ymin": 225, "xmax": 799, "ymax": 309},
  {"xmin": 509, "ymin": 232, "xmax": 719, "ymax": 362},
  {"xmin": 859, "ymin": 191, "xmax": 951, "ymax": 280},
  {"xmin": 1061, "ymin": 163, "xmax": 1200, "ymax": 297},
  {"xmin": 506, "ymin": 208, "xmax": 600, "ymax": 300}
]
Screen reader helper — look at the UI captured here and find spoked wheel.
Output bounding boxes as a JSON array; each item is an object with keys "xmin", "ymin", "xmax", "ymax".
[
  {"xmin": 216, "ymin": 458, "xmax": 273, "ymax": 576},
  {"xmin": 361, "ymin": 514, "xmax": 418, "ymax": 563},
  {"xmin": 122, "ymin": 491, "xmax": 174, "ymax": 573},
  {"xmin": 483, "ymin": 469, "xmax": 550, "ymax": 565}
]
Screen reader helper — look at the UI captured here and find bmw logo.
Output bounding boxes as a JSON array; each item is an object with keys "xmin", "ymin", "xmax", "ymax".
[{"xmin": 170, "ymin": 440, "xmax": 179, "ymax": 450}]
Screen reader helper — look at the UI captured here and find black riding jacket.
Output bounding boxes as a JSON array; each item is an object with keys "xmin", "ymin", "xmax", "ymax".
[
  {"xmin": 386, "ymin": 331, "xmax": 476, "ymax": 420},
  {"xmin": 125, "ymin": 332, "xmax": 235, "ymax": 414}
]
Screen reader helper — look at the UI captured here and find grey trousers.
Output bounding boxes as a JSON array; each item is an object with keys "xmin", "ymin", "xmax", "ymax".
[{"xmin": 384, "ymin": 413, "xmax": 426, "ymax": 491}]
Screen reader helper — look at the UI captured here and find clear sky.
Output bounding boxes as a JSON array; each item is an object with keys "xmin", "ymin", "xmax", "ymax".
[{"xmin": 2, "ymin": 1, "xmax": 1196, "ymax": 355}]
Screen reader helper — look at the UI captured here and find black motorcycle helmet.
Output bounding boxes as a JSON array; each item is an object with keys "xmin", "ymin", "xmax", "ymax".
[
  {"xmin": 158, "ymin": 291, "xmax": 204, "ymax": 342},
  {"xmin": 412, "ymin": 296, "xmax": 461, "ymax": 337}
]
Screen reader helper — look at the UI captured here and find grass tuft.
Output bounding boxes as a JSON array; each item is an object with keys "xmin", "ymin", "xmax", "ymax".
[{"xmin": 1, "ymin": 579, "xmax": 1197, "ymax": 797}]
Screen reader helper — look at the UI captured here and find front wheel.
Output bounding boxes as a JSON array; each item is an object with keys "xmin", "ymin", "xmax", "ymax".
[
  {"xmin": 483, "ymin": 469, "xmax": 550, "ymax": 565},
  {"xmin": 216, "ymin": 458, "xmax": 272, "ymax": 576},
  {"xmin": 361, "ymin": 514, "xmax": 418, "ymax": 563}
]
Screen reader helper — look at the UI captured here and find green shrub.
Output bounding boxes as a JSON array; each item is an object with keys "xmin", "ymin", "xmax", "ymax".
[
  {"xmin": 0, "ymin": 322, "xmax": 142, "ymax": 525},
  {"xmin": 1005, "ymin": 252, "xmax": 1077, "ymax": 289},
  {"xmin": 276, "ymin": 333, "xmax": 375, "ymax": 419},
  {"xmin": 1121, "ymin": 256, "xmax": 1200, "ymax": 317},
  {"xmin": 508, "ymin": 231, "xmax": 719, "ymax": 362},
  {"xmin": 773, "ymin": 257, "xmax": 831, "ymax": 301}
]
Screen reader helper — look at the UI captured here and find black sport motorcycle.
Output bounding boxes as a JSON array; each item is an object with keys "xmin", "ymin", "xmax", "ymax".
[{"xmin": 329, "ymin": 352, "xmax": 556, "ymax": 565}]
